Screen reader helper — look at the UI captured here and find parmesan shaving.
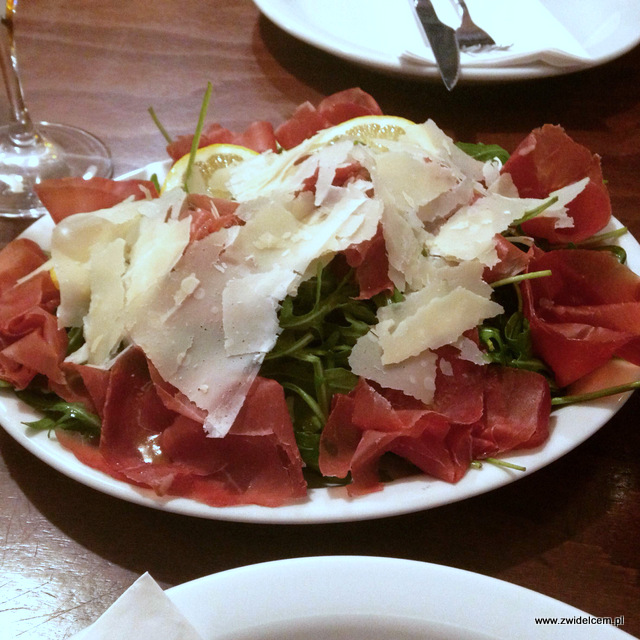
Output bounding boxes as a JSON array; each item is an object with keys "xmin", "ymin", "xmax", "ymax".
[
  {"xmin": 349, "ymin": 332, "xmax": 438, "ymax": 404},
  {"xmin": 374, "ymin": 284, "xmax": 502, "ymax": 365},
  {"xmin": 427, "ymin": 191, "xmax": 533, "ymax": 267},
  {"xmin": 52, "ymin": 188, "xmax": 190, "ymax": 365}
]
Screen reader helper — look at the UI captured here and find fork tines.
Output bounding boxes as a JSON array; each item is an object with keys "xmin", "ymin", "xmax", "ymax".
[{"xmin": 454, "ymin": 0, "xmax": 496, "ymax": 50}]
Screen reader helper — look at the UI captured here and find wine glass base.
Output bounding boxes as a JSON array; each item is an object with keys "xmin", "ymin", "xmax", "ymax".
[{"xmin": 0, "ymin": 121, "xmax": 113, "ymax": 219}]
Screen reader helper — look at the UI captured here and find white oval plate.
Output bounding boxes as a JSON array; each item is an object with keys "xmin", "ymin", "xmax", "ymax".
[
  {"xmin": 252, "ymin": 0, "xmax": 640, "ymax": 81},
  {"xmin": 164, "ymin": 556, "xmax": 634, "ymax": 639},
  {"xmin": 0, "ymin": 161, "xmax": 638, "ymax": 524}
]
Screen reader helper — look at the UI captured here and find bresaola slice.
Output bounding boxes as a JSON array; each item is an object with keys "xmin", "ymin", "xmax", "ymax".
[
  {"xmin": 159, "ymin": 377, "xmax": 307, "ymax": 507},
  {"xmin": 470, "ymin": 366, "xmax": 551, "ymax": 459},
  {"xmin": 167, "ymin": 119, "xmax": 278, "ymax": 162},
  {"xmin": 482, "ymin": 234, "xmax": 534, "ymax": 284},
  {"xmin": 501, "ymin": 124, "xmax": 611, "ymax": 243},
  {"xmin": 34, "ymin": 177, "xmax": 159, "ymax": 223},
  {"xmin": 178, "ymin": 193, "xmax": 242, "ymax": 243},
  {"xmin": 57, "ymin": 348, "xmax": 307, "ymax": 507},
  {"xmin": 319, "ymin": 365, "xmax": 550, "ymax": 496},
  {"xmin": 343, "ymin": 224, "xmax": 395, "ymax": 299},
  {"xmin": 274, "ymin": 87, "xmax": 384, "ymax": 149},
  {"xmin": 522, "ymin": 249, "xmax": 640, "ymax": 387},
  {"xmin": 0, "ymin": 239, "xmax": 66, "ymax": 388}
]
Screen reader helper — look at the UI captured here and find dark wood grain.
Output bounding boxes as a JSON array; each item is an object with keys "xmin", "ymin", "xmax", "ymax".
[{"xmin": 1, "ymin": 1, "xmax": 639, "ymax": 638}]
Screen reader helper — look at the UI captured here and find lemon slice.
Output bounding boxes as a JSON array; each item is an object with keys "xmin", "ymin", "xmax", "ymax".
[
  {"xmin": 293, "ymin": 114, "xmax": 443, "ymax": 160},
  {"xmin": 305, "ymin": 115, "xmax": 422, "ymax": 151},
  {"xmin": 162, "ymin": 143, "xmax": 259, "ymax": 198}
]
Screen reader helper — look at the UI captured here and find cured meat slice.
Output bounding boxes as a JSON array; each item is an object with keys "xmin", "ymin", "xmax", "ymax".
[
  {"xmin": 502, "ymin": 125, "xmax": 611, "ymax": 243},
  {"xmin": 343, "ymin": 224, "xmax": 394, "ymax": 299},
  {"xmin": 482, "ymin": 235, "xmax": 533, "ymax": 284},
  {"xmin": 471, "ymin": 367, "xmax": 550, "ymax": 459},
  {"xmin": 319, "ymin": 365, "xmax": 550, "ymax": 496},
  {"xmin": 55, "ymin": 348, "xmax": 306, "ymax": 507},
  {"xmin": 161, "ymin": 377, "xmax": 307, "ymax": 507},
  {"xmin": 166, "ymin": 120, "xmax": 278, "ymax": 161},
  {"xmin": 178, "ymin": 193, "xmax": 241, "ymax": 242},
  {"xmin": 0, "ymin": 239, "xmax": 66, "ymax": 388},
  {"xmin": 51, "ymin": 361, "xmax": 110, "ymax": 416},
  {"xmin": 522, "ymin": 249, "xmax": 640, "ymax": 386},
  {"xmin": 35, "ymin": 177, "xmax": 159, "ymax": 223},
  {"xmin": 0, "ymin": 238, "xmax": 50, "ymax": 294},
  {"xmin": 319, "ymin": 379, "xmax": 472, "ymax": 494},
  {"xmin": 317, "ymin": 88, "xmax": 384, "ymax": 125},
  {"xmin": 274, "ymin": 88, "xmax": 383, "ymax": 149}
]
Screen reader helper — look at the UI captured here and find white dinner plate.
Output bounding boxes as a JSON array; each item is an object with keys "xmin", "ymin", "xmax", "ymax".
[
  {"xmin": 252, "ymin": 0, "xmax": 640, "ymax": 81},
  {"xmin": 0, "ymin": 160, "xmax": 638, "ymax": 524},
  {"xmin": 164, "ymin": 556, "xmax": 634, "ymax": 639}
]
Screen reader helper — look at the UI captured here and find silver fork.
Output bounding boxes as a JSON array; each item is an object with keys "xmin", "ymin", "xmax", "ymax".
[{"xmin": 454, "ymin": 0, "xmax": 496, "ymax": 49}]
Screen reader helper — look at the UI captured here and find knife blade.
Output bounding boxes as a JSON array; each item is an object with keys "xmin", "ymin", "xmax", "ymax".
[{"xmin": 413, "ymin": 0, "xmax": 460, "ymax": 91}]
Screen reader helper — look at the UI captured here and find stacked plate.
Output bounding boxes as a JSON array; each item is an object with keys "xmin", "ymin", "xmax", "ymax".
[
  {"xmin": 252, "ymin": 0, "xmax": 640, "ymax": 81},
  {"xmin": 74, "ymin": 557, "xmax": 634, "ymax": 639}
]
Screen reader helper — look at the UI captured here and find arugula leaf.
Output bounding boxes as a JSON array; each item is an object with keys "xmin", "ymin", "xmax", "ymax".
[
  {"xmin": 148, "ymin": 105, "xmax": 174, "ymax": 144},
  {"xmin": 15, "ymin": 387, "xmax": 101, "ymax": 438},
  {"xmin": 259, "ymin": 260, "xmax": 384, "ymax": 470},
  {"xmin": 149, "ymin": 173, "xmax": 162, "ymax": 194},
  {"xmin": 510, "ymin": 196, "xmax": 559, "ymax": 232},
  {"xmin": 66, "ymin": 325, "xmax": 85, "ymax": 356},
  {"xmin": 184, "ymin": 82, "xmax": 213, "ymax": 192},
  {"xmin": 5, "ymin": 326, "xmax": 101, "ymax": 438},
  {"xmin": 552, "ymin": 379, "xmax": 640, "ymax": 407},
  {"xmin": 456, "ymin": 141, "xmax": 510, "ymax": 164},
  {"xmin": 479, "ymin": 285, "xmax": 551, "ymax": 378}
]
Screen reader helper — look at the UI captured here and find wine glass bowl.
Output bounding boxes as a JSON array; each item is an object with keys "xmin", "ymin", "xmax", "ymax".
[
  {"xmin": 0, "ymin": 0, "xmax": 113, "ymax": 219},
  {"xmin": 0, "ymin": 121, "xmax": 113, "ymax": 218}
]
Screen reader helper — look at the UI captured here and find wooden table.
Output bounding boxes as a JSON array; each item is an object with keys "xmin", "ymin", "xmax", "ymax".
[{"xmin": 1, "ymin": 1, "xmax": 639, "ymax": 637}]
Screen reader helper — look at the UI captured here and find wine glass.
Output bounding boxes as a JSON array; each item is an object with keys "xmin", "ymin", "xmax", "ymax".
[{"xmin": 0, "ymin": 0, "xmax": 113, "ymax": 219}]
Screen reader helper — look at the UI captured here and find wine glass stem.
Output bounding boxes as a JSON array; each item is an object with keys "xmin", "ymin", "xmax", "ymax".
[{"xmin": 0, "ymin": 2, "xmax": 39, "ymax": 148}]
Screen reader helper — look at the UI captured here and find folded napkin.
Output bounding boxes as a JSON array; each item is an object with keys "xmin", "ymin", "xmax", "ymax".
[
  {"xmin": 401, "ymin": 0, "xmax": 592, "ymax": 68},
  {"xmin": 314, "ymin": 0, "xmax": 595, "ymax": 69},
  {"xmin": 71, "ymin": 573, "xmax": 203, "ymax": 640}
]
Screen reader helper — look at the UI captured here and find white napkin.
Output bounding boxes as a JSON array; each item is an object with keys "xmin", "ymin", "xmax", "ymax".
[
  {"xmin": 401, "ymin": 0, "xmax": 592, "ymax": 68},
  {"xmin": 304, "ymin": 0, "xmax": 595, "ymax": 69},
  {"xmin": 71, "ymin": 573, "xmax": 203, "ymax": 640}
]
